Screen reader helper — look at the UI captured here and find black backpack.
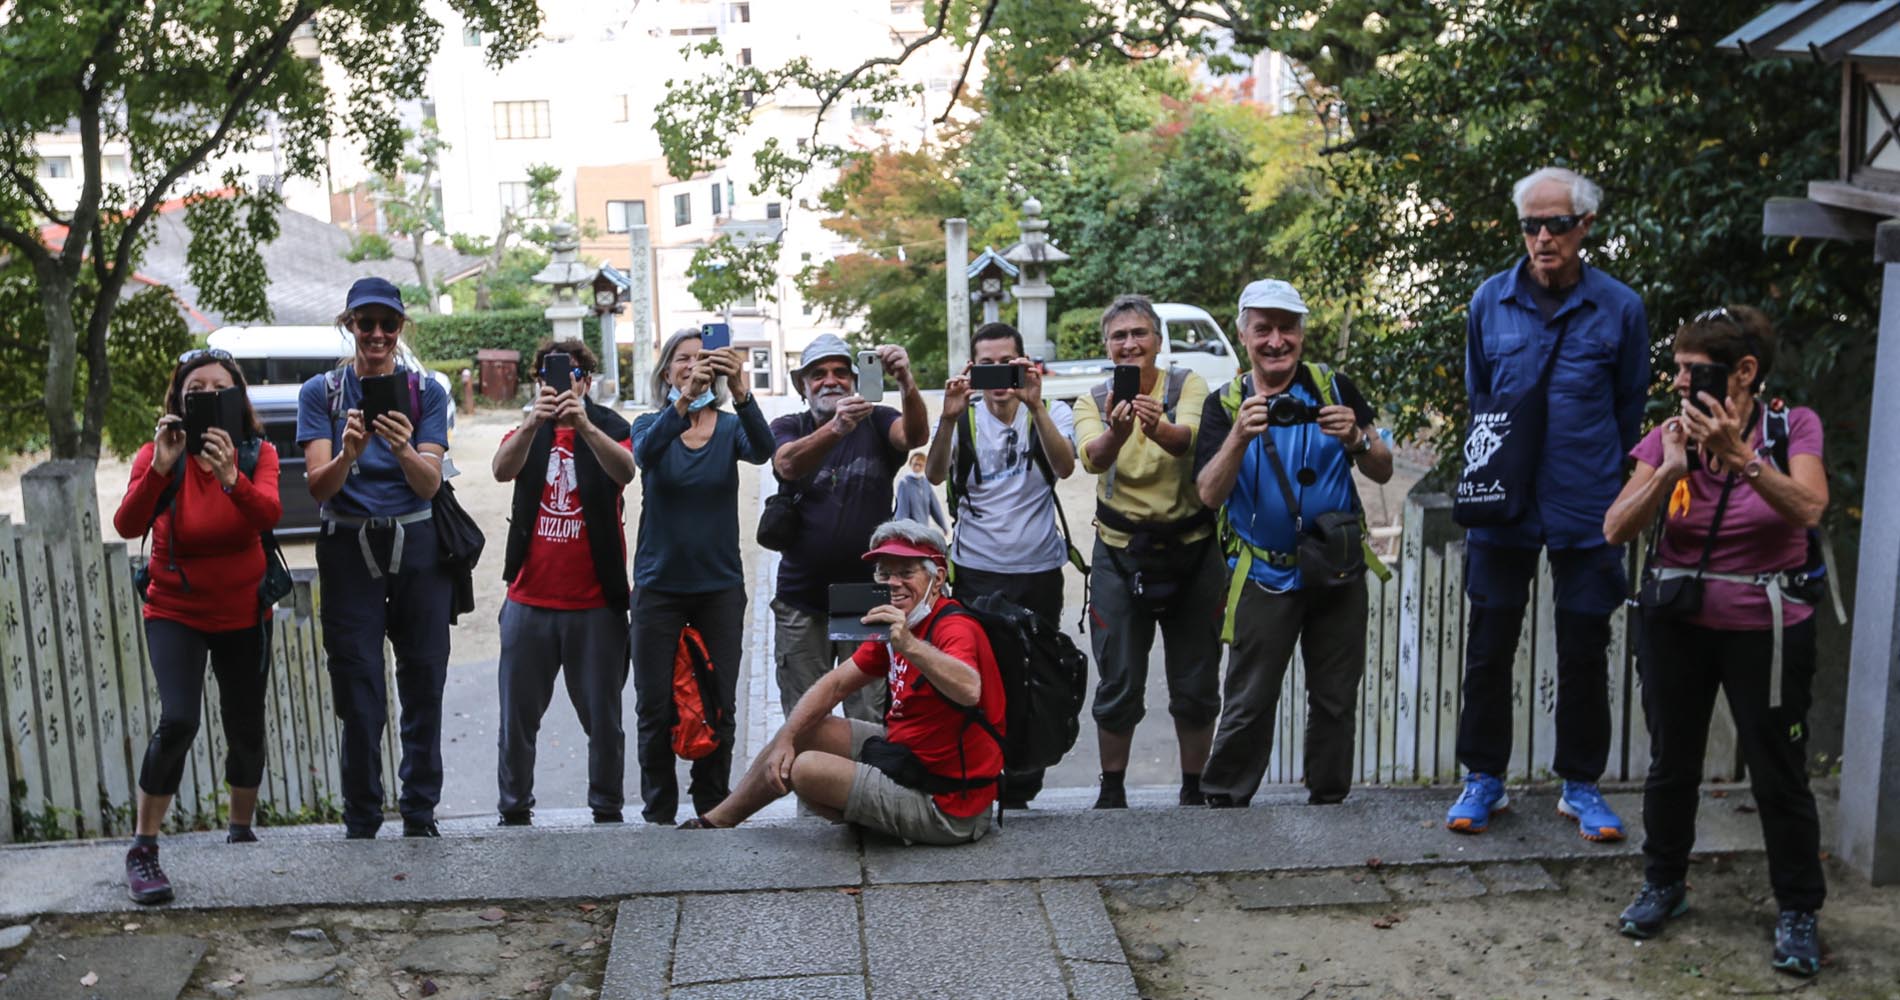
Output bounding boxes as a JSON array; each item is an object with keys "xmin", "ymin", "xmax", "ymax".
[{"xmin": 934, "ymin": 592, "xmax": 1088, "ymax": 774}]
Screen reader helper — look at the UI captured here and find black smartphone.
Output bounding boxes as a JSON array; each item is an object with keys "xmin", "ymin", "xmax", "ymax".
[
  {"xmin": 700, "ymin": 322, "xmax": 732, "ymax": 352},
  {"xmin": 542, "ymin": 350, "xmax": 573, "ymax": 395},
  {"xmin": 183, "ymin": 390, "xmax": 217, "ymax": 456},
  {"xmin": 827, "ymin": 582, "xmax": 892, "ymax": 642},
  {"xmin": 969, "ymin": 364, "xmax": 1023, "ymax": 391},
  {"xmin": 1688, "ymin": 362, "xmax": 1730, "ymax": 416},
  {"xmin": 359, "ymin": 373, "xmax": 407, "ymax": 429},
  {"xmin": 1112, "ymin": 364, "xmax": 1141, "ymax": 405}
]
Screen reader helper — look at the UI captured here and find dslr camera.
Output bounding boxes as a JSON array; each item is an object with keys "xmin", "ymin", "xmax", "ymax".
[{"xmin": 1264, "ymin": 393, "xmax": 1318, "ymax": 426}]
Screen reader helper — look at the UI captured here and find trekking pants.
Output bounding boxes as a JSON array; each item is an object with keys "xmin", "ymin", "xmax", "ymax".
[
  {"xmin": 139, "ymin": 618, "xmax": 269, "ymax": 798},
  {"xmin": 495, "ymin": 599, "xmax": 630, "ymax": 819},
  {"xmin": 632, "ymin": 585, "xmax": 745, "ymax": 823}
]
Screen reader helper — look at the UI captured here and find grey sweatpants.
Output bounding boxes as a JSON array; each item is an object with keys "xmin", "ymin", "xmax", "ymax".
[
  {"xmin": 495, "ymin": 599, "xmax": 630, "ymax": 818},
  {"xmin": 772, "ymin": 597, "xmax": 888, "ymax": 724}
]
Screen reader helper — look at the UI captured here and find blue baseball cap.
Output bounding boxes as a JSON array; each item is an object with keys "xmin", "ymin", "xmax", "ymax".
[{"xmin": 345, "ymin": 276, "xmax": 407, "ymax": 317}]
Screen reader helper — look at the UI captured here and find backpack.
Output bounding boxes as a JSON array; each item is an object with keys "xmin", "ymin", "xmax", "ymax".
[
  {"xmin": 671, "ymin": 626, "xmax": 723, "ymax": 760},
  {"xmin": 933, "ymin": 592, "xmax": 1088, "ymax": 775},
  {"xmin": 1212, "ymin": 363, "xmax": 1392, "ymax": 644},
  {"xmin": 943, "ymin": 405, "xmax": 1089, "ymax": 580},
  {"xmin": 1757, "ymin": 401, "xmax": 1847, "ymax": 624},
  {"xmin": 1088, "ymin": 365, "xmax": 1191, "ymax": 501}
]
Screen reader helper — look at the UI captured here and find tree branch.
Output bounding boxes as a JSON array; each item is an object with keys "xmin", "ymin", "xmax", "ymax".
[
  {"xmin": 3, "ymin": 164, "xmax": 73, "ymax": 229},
  {"xmin": 934, "ymin": 0, "xmax": 1000, "ymax": 125},
  {"xmin": 806, "ymin": 0, "xmax": 953, "ymax": 150},
  {"xmin": 0, "ymin": 219, "xmax": 52, "ymax": 266}
]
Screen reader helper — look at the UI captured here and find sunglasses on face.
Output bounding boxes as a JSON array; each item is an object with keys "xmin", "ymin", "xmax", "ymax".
[
  {"xmin": 177, "ymin": 348, "xmax": 233, "ymax": 364},
  {"xmin": 352, "ymin": 314, "xmax": 403, "ymax": 335},
  {"xmin": 1518, "ymin": 214, "xmax": 1585, "ymax": 237}
]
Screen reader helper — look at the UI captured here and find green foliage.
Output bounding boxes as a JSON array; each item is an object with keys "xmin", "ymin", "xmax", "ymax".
[
  {"xmin": 255, "ymin": 795, "xmax": 344, "ymax": 827},
  {"xmin": 373, "ymin": 119, "xmax": 450, "ymax": 310},
  {"xmin": 0, "ymin": 0, "xmax": 541, "ymax": 458},
  {"xmin": 687, "ymin": 235, "xmax": 782, "ymax": 310},
  {"xmin": 1054, "ymin": 306, "xmax": 1102, "ymax": 361},
  {"xmin": 421, "ymin": 358, "xmax": 475, "ymax": 381},
  {"xmin": 448, "ymin": 245, "xmax": 551, "ymax": 312},
  {"xmin": 409, "ymin": 309, "xmax": 602, "ymax": 386},
  {"xmin": 343, "ymin": 232, "xmax": 395, "ymax": 263}
]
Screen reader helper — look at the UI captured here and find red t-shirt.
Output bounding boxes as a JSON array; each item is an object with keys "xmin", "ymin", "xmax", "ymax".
[
  {"xmin": 112, "ymin": 441, "xmax": 283, "ymax": 633},
  {"xmin": 852, "ymin": 600, "xmax": 1005, "ymax": 818},
  {"xmin": 504, "ymin": 426, "xmax": 632, "ymax": 610}
]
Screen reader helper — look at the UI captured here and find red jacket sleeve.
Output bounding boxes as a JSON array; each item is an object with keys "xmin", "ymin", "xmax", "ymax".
[
  {"xmin": 111, "ymin": 443, "xmax": 172, "ymax": 540},
  {"xmin": 228, "ymin": 442, "xmax": 283, "ymax": 531}
]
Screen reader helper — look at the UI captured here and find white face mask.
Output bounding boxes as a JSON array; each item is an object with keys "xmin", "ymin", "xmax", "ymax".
[{"xmin": 905, "ymin": 575, "xmax": 941, "ymax": 628}]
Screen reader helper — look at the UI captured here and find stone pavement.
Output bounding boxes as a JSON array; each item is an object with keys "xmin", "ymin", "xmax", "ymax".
[{"xmin": 0, "ymin": 785, "xmax": 1788, "ymax": 999}]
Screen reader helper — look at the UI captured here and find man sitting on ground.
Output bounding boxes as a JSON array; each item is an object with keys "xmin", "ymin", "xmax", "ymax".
[{"xmin": 681, "ymin": 520, "xmax": 1005, "ymax": 844}]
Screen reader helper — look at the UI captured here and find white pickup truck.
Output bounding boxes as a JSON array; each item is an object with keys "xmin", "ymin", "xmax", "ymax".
[{"xmin": 1039, "ymin": 302, "xmax": 1241, "ymax": 403}]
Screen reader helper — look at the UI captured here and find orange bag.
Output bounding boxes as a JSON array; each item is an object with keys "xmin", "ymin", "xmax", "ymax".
[{"xmin": 671, "ymin": 626, "xmax": 722, "ymax": 760}]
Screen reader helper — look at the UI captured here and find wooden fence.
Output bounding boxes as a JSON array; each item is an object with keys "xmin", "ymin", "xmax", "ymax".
[
  {"xmin": 1259, "ymin": 493, "xmax": 1739, "ymax": 787},
  {"xmin": 0, "ymin": 507, "xmax": 401, "ymax": 843}
]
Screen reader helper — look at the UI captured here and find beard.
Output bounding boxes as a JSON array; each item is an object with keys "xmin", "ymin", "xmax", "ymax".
[{"xmin": 809, "ymin": 385, "xmax": 847, "ymax": 419}]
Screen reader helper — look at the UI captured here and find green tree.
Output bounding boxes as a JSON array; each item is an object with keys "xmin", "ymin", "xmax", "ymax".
[
  {"xmin": 0, "ymin": 0, "xmax": 540, "ymax": 459},
  {"xmin": 371, "ymin": 119, "xmax": 450, "ymax": 313},
  {"xmin": 450, "ymin": 163, "xmax": 566, "ymax": 311}
]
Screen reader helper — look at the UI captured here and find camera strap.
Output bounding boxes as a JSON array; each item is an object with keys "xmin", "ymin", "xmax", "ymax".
[{"xmin": 1259, "ymin": 430, "xmax": 1303, "ymax": 534}]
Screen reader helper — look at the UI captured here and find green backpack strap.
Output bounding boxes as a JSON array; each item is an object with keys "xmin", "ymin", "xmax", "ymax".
[{"xmin": 1305, "ymin": 361, "xmax": 1390, "ymax": 584}]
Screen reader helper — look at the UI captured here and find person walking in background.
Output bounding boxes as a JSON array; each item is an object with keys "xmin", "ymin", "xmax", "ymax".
[
  {"xmin": 628, "ymin": 328, "xmax": 774, "ymax": 824},
  {"xmin": 492, "ymin": 340, "xmax": 635, "ymax": 826},
  {"xmin": 1071, "ymin": 294, "xmax": 1223, "ymax": 809},
  {"xmin": 297, "ymin": 276, "xmax": 455, "ymax": 840},
  {"xmin": 113, "ymin": 349, "xmax": 282, "ymax": 903},
  {"xmin": 767, "ymin": 334, "xmax": 927, "ymax": 724},
  {"xmin": 893, "ymin": 451, "xmax": 947, "ymax": 533},
  {"xmin": 1446, "ymin": 167, "xmax": 1649, "ymax": 841},
  {"xmin": 1602, "ymin": 306, "xmax": 1830, "ymax": 976}
]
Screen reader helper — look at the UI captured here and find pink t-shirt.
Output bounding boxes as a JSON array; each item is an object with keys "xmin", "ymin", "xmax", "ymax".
[{"xmin": 1629, "ymin": 406, "xmax": 1822, "ymax": 631}]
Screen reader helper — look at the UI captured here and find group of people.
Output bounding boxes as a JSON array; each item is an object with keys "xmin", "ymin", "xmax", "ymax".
[{"xmin": 106, "ymin": 165, "xmax": 1833, "ymax": 978}]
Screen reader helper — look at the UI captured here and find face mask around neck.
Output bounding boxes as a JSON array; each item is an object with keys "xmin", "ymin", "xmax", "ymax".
[{"xmin": 668, "ymin": 386, "xmax": 716, "ymax": 412}]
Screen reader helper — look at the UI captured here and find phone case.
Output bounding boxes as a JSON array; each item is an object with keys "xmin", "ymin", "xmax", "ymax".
[
  {"xmin": 1112, "ymin": 366, "xmax": 1141, "ymax": 403},
  {"xmin": 857, "ymin": 352, "xmax": 884, "ymax": 402}
]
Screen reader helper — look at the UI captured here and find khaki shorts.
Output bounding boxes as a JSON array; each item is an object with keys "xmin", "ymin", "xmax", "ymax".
[{"xmin": 842, "ymin": 720, "xmax": 991, "ymax": 846}]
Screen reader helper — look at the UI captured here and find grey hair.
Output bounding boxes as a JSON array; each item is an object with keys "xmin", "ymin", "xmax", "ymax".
[
  {"xmin": 1511, "ymin": 167, "xmax": 1601, "ymax": 216},
  {"xmin": 868, "ymin": 518, "xmax": 949, "ymax": 559},
  {"xmin": 652, "ymin": 326, "xmax": 732, "ymax": 409},
  {"xmin": 1100, "ymin": 293, "xmax": 1161, "ymax": 341}
]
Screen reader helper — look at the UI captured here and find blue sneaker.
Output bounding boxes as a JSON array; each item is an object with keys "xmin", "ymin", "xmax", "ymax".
[
  {"xmin": 1445, "ymin": 773, "xmax": 1508, "ymax": 833},
  {"xmin": 1772, "ymin": 910, "xmax": 1821, "ymax": 977},
  {"xmin": 1557, "ymin": 781, "xmax": 1626, "ymax": 842}
]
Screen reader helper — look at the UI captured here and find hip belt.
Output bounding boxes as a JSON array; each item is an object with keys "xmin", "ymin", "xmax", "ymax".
[
  {"xmin": 322, "ymin": 508, "xmax": 434, "ymax": 579},
  {"xmin": 1650, "ymin": 567, "xmax": 1808, "ymax": 709}
]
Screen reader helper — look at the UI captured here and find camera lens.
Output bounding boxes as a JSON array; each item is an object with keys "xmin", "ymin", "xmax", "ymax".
[{"xmin": 1266, "ymin": 395, "xmax": 1305, "ymax": 426}]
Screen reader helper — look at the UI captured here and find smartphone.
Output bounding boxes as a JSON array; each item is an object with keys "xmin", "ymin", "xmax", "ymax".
[
  {"xmin": 857, "ymin": 350, "xmax": 884, "ymax": 403},
  {"xmin": 969, "ymin": 364, "xmax": 1024, "ymax": 391},
  {"xmin": 827, "ymin": 582, "xmax": 892, "ymax": 641},
  {"xmin": 1687, "ymin": 362, "xmax": 1730, "ymax": 416},
  {"xmin": 183, "ymin": 391, "xmax": 218, "ymax": 456},
  {"xmin": 700, "ymin": 322, "xmax": 732, "ymax": 352},
  {"xmin": 542, "ymin": 350, "xmax": 573, "ymax": 395},
  {"xmin": 359, "ymin": 373, "xmax": 407, "ymax": 429},
  {"xmin": 1112, "ymin": 364, "xmax": 1142, "ymax": 405}
]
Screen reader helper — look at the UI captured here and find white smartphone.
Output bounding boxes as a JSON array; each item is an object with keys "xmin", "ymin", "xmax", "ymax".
[{"xmin": 856, "ymin": 350, "xmax": 884, "ymax": 403}]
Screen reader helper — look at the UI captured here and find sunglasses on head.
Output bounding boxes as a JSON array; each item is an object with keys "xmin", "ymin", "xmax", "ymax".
[
  {"xmin": 1517, "ymin": 214, "xmax": 1585, "ymax": 237},
  {"xmin": 352, "ymin": 314, "xmax": 403, "ymax": 335},
  {"xmin": 177, "ymin": 348, "xmax": 233, "ymax": 364}
]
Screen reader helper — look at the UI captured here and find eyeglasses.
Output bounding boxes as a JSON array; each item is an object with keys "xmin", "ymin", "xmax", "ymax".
[
  {"xmin": 872, "ymin": 563, "xmax": 929, "ymax": 583},
  {"xmin": 1105, "ymin": 328, "xmax": 1155, "ymax": 345},
  {"xmin": 1517, "ymin": 214, "xmax": 1585, "ymax": 236},
  {"xmin": 177, "ymin": 348, "xmax": 233, "ymax": 364},
  {"xmin": 351, "ymin": 314, "xmax": 403, "ymax": 335}
]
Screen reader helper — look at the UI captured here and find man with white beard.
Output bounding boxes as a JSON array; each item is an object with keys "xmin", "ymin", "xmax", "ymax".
[{"xmin": 768, "ymin": 334, "xmax": 928, "ymax": 722}]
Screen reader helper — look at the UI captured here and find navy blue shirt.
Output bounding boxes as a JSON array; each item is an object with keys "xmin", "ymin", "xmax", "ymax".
[
  {"xmin": 1465, "ymin": 259, "xmax": 1649, "ymax": 550},
  {"xmin": 295, "ymin": 367, "xmax": 452, "ymax": 518},
  {"xmin": 1194, "ymin": 368, "xmax": 1375, "ymax": 590},
  {"xmin": 630, "ymin": 397, "xmax": 774, "ymax": 594}
]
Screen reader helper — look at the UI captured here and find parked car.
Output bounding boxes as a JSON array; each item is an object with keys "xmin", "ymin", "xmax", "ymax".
[
  {"xmin": 206, "ymin": 325, "xmax": 457, "ymax": 536},
  {"xmin": 1038, "ymin": 302, "xmax": 1241, "ymax": 402}
]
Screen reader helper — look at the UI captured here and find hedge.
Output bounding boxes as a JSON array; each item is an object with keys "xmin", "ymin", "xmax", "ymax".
[{"xmin": 409, "ymin": 309, "xmax": 601, "ymax": 386}]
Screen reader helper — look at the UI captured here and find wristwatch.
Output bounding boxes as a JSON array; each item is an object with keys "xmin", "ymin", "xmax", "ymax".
[
  {"xmin": 1743, "ymin": 458, "xmax": 1764, "ymax": 481},
  {"xmin": 1347, "ymin": 430, "xmax": 1373, "ymax": 456}
]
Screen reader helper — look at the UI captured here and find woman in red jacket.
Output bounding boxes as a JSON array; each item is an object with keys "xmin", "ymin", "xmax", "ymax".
[{"xmin": 111, "ymin": 349, "xmax": 282, "ymax": 905}]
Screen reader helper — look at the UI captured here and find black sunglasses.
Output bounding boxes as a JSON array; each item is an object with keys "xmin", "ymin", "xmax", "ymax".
[
  {"xmin": 1518, "ymin": 214, "xmax": 1585, "ymax": 236},
  {"xmin": 351, "ymin": 314, "xmax": 403, "ymax": 335},
  {"xmin": 177, "ymin": 348, "xmax": 233, "ymax": 364}
]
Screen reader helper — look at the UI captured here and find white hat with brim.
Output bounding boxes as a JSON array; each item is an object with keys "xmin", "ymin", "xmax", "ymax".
[
  {"xmin": 794, "ymin": 333, "xmax": 856, "ymax": 397},
  {"xmin": 1237, "ymin": 278, "xmax": 1309, "ymax": 316}
]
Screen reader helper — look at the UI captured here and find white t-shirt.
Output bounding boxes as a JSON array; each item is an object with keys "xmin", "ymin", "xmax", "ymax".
[{"xmin": 949, "ymin": 400, "xmax": 1075, "ymax": 574}]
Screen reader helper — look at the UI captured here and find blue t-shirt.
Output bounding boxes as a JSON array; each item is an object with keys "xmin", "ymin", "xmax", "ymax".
[
  {"xmin": 629, "ymin": 397, "xmax": 775, "ymax": 594},
  {"xmin": 1193, "ymin": 369, "xmax": 1376, "ymax": 591},
  {"xmin": 295, "ymin": 367, "xmax": 452, "ymax": 518}
]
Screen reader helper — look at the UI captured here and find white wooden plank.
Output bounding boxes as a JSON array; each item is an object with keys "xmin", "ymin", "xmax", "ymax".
[
  {"xmin": 70, "ymin": 516, "xmax": 124, "ymax": 832},
  {"xmin": 1358, "ymin": 575, "xmax": 1381, "ymax": 783},
  {"xmin": 1395, "ymin": 539, "xmax": 1422, "ymax": 784},
  {"xmin": 50, "ymin": 533, "xmax": 110, "ymax": 834},
  {"xmin": 18, "ymin": 529, "xmax": 78, "ymax": 837},
  {"xmin": 1530, "ymin": 554, "xmax": 1559, "ymax": 782},
  {"xmin": 1376, "ymin": 565, "xmax": 1399, "ymax": 784},
  {"xmin": 267, "ymin": 613, "xmax": 297, "ymax": 813},
  {"xmin": 102, "ymin": 544, "xmax": 148, "ymax": 830},
  {"xmin": 202, "ymin": 663, "xmax": 229, "ymax": 824},
  {"xmin": 1436, "ymin": 542, "xmax": 1467, "ymax": 782},
  {"xmin": 1286, "ymin": 646, "xmax": 1306, "ymax": 786},
  {"xmin": 311, "ymin": 617, "xmax": 342, "ymax": 804},
  {"xmin": 0, "ymin": 519, "xmax": 39, "ymax": 843},
  {"xmin": 292, "ymin": 615, "xmax": 326, "ymax": 809},
  {"xmin": 1507, "ymin": 570, "xmax": 1536, "ymax": 782}
]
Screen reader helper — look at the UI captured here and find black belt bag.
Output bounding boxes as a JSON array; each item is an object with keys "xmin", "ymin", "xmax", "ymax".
[
  {"xmin": 1637, "ymin": 472, "xmax": 1736, "ymax": 621},
  {"xmin": 859, "ymin": 736, "xmax": 995, "ymax": 795},
  {"xmin": 1298, "ymin": 510, "xmax": 1368, "ymax": 587}
]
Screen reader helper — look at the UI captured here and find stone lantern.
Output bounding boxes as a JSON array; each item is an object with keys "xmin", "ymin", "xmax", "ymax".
[
  {"xmin": 532, "ymin": 222, "xmax": 594, "ymax": 342},
  {"xmin": 966, "ymin": 246, "xmax": 1019, "ymax": 326},
  {"xmin": 1003, "ymin": 197, "xmax": 1070, "ymax": 360}
]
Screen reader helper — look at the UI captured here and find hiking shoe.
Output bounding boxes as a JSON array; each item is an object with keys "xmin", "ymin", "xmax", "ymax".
[
  {"xmin": 1618, "ymin": 881, "xmax": 1688, "ymax": 938},
  {"xmin": 677, "ymin": 816, "xmax": 721, "ymax": 830},
  {"xmin": 402, "ymin": 820, "xmax": 440, "ymax": 838},
  {"xmin": 1179, "ymin": 785, "xmax": 1206, "ymax": 806},
  {"xmin": 498, "ymin": 811, "xmax": 532, "ymax": 827},
  {"xmin": 1445, "ymin": 773, "xmax": 1509, "ymax": 833},
  {"xmin": 1205, "ymin": 793, "xmax": 1243, "ymax": 809},
  {"xmin": 1772, "ymin": 910, "xmax": 1821, "ymax": 977},
  {"xmin": 593, "ymin": 810, "xmax": 624, "ymax": 825},
  {"xmin": 226, "ymin": 827, "xmax": 259, "ymax": 844},
  {"xmin": 1093, "ymin": 778, "xmax": 1128, "ymax": 810},
  {"xmin": 125, "ymin": 844, "xmax": 174, "ymax": 905},
  {"xmin": 1557, "ymin": 781, "xmax": 1626, "ymax": 842}
]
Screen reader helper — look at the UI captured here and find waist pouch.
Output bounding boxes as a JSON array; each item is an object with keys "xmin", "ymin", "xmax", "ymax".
[
  {"xmin": 1638, "ymin": 571, "xmax": 1702, "ymax": 619},
  {"xmin": 1298, "ymin": 510, "xmax": 1368, "ymax": 587},
  {"xmin": 859, "ymin": 735, "xmax": 995, "ymax": 795},
  {"xmin": 757, "ymin": 491, "xmax": 801, "ymax": 552}
]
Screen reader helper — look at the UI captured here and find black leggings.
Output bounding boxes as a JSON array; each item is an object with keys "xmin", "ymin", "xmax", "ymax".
[{"xmin": 138, "ymin": 617, "xmax": 270, "ymax": 797}]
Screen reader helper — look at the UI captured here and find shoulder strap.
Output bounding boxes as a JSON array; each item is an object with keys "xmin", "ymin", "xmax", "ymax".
[
  {"xmin": 1305, "ymin": 362, "xmax": 1338, "ymax": 408},
  {"xmin": 325, "ymin": 367, "xmax": 346, "ymax": 422},
  {"xmin": 1089, "ymin": 380, "xmax": 1110, "ymax": 416},
  {"xmin": 1259, "ymin": 432, "xmax": 1303, "ymax": 533},
  {"xmin": 1762, "ymin": 404, "xmax": 1791, "ymax": 473},
  {"xmin": 1219, "ymin": 373, "xmax": 1247, "ymax": 417},
  {"xmin": 1162, "ymin": 366, "xmax": 1189, "ymax": 420}
]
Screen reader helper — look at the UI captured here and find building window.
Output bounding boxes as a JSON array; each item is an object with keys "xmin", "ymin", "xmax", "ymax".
[
  {"xmin": 731, "ymin": 3, "xmax": 750, "ymax": 23},
  {"xmin": 802, "ymin": 299, "xmax": 814, "ymax": 315},
  {"xmin": 37, "ymin": 156, "xmax": 73, "ymax": 179},
  {"xmin": 737, "ymin": 288, "xmax": 757, "ymax": 309},
  {"xmin": 711, "ymin": 183, "xmax": 723, "ymax": 217},
  {"xmin": 850, "ymin": 105, "xmax": 878, "ymax": 124},
  {"xmin": 493, "ymin": 100, "xmax": 551, "ymax": 140},
  {"xmin": 765, "ymin": 201, "xmax": 782, "ymax": 220},
  {"xmin": 463, "ymin": 26, "xmax": 481, "ymax": 46},
  {"xmin": 612, "ymin": 94, "xmax": 629, "ymax": 123},
  {"xmin": 674, "ymin": 192, "xmax": 692, "ymax": 226},
  {"xmin": 499, "ymin": 181, "xmax": 532, "ymax": 214},
  {"xmin": 740, "ymin": 48, "xmax": 753, "ymax": 67},
  {"xmin": 750, "ymin": 347, "xmax": 771, "ymax": 391},
  {"xmin": 605, "ymin": 200, "xmax": 647, "ymax": 233}
]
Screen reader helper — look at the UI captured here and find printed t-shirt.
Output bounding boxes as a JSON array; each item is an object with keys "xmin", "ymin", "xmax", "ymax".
[
  {"xmin": 949, "ymin": 400, "xmax": 1075, "ymax": 574},
  {"xmin": 770, "ymin": 405, "xmax": 904, "ymax": 614},
  {"xmin": 1071, "ymin": 369, "xmax": 1211, "ymax": 549},
  {"xmin": 503, "ymin": 425, "xmax": 633, "ymax": 610}
]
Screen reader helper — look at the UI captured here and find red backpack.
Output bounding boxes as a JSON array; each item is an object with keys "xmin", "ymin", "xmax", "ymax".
[{"xmin": 671, "ymin": 627, "xmax": 722, "ymax": 760}]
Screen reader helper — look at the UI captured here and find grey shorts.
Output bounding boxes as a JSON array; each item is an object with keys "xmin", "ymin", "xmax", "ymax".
[{"xmin": 842, "ymin": 720, "xmax": 991, "ymax": 846}]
